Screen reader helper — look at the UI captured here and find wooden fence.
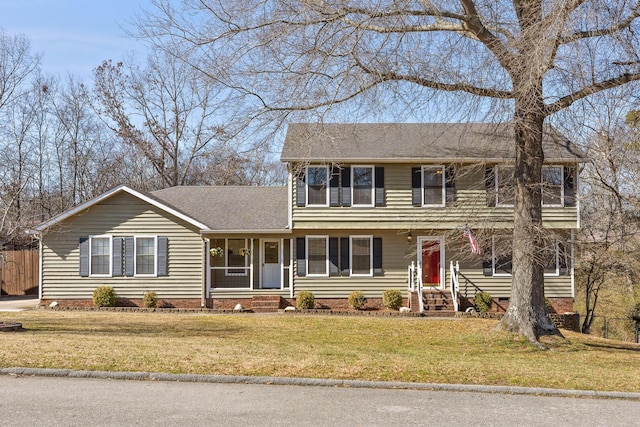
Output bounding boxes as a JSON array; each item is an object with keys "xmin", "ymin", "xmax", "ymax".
[{"xmin": 1, "ymin": 250, "xmax": 39, "ymax": 296}]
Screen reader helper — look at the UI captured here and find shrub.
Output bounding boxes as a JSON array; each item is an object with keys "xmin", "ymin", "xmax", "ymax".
[
  {"xmin": 473, "ymin": 291, "xmax": 493, "ymax": 313},
  {"xmin": 544, "ymin": 297, "xmax": 554, "ymax": 313},
  {"xmin": 143, "ymin": 291, "xmax": 158, "ymax": 308},
  {"xmin": 382, "ymin": 289, "xmax": 403, "ymax": 310},
  {"xmin": 296, "ymin": 291, "xmax": 315, "ymax": 309},
  {"xmin": 92, "ymin": 286, "xmax": 117, "ymax": 307},
  {"xmin": 348, "ymin": 291, "xmax": 366, "ymax": 310}
]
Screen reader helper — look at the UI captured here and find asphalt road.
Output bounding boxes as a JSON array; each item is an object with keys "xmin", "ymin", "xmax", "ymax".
[{"xmin": 1, "ymin": 374, "xmax": 639, "ymax": 426}]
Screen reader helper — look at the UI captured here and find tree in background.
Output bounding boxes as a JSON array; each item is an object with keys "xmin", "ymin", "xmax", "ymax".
[{"xmin": 138, "ymin": 0, "xmax": 640, "ymax": 345}]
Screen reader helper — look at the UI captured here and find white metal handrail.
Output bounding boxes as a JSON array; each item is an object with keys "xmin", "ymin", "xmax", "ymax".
[
  {"xmin": 407, "ymin": 261, "xmax": 424, "ymax": 312},
  {"xmin": 449, "ymin": 261, "xmax": 460, "ymax": 312}
]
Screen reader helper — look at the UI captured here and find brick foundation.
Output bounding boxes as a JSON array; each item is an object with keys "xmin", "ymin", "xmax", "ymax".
[{"xmin": 461, "ymin": 297, "xmax": 574, "ymax": 314}]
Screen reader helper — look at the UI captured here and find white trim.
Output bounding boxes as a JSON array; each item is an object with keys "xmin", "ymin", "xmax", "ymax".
[
  {"xmin": 421, "ymin": 165, "xmax": 446, "ymax": 207},
  {"xmin": 288, "ymin": 171, "xmax": 293, "ymax": 230},
  {"xmin": 351, "ymin": 165, "xmax": 375, "ymax": 207},
  {"xmin": 417, "ymin": 236, "xmax": 445, "ymax": 290},
  {"xmin": 261, "ymin": 238, "xmax": 282, "ymax": 289},
  {"xmin": 350, "ymin": 235, "xmax": 373, "ymax": 277},
  {"xmin": 34, "ymin": 185, "xmax": 209, "ymax": 232},
  {"xmin": 133, "ymin": 235, "xmax": 158, "ymax": 277},
  {"xmin": 89, "ymin": 235, "xmax": 112, "ymax": 277},
  {"xmin": 306, "ymin": 235, "xmax": 329, "ymax": 277},
  {"xmin": 306, "ymin": 166, "xmax": 330, "ymax": 207}
]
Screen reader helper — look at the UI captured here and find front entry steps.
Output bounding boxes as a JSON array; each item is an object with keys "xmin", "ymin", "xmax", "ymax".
[
  {"xmin": 421, "ymin": 290, "xmax": 456, "ymax": 317},
  {"xmin": 251, "ymin": 295, "xmax": 286, "ymax": 312}
]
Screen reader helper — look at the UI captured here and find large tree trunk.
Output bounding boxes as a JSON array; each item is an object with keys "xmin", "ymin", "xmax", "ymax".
[{"xmin": 497, "ymin": 100, "xmax": 561, "ymax": 344}]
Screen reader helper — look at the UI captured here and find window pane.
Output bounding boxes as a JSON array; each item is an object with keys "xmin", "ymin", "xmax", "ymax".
[
  {"xmin": 544, "ymin": 242, "xmax": 558, "ymax": 274},
  {"xmin": 307, "ymin": 167, "xmax": 327, "ymax": 205},
  {"xmin": 228, "ymin": 239, "xmax": 246, "ymax": 273},
  {"xmin": 493, "ymin": 236, "xmax": 512, "ymax": 275},
  {"xmin": 307, "ymin": 237, "xmax": 327, "ymax": 275},
  {"xmin": 91, "ymin": 237, "xmax": 110, "ymax": 275},
  {"xmin": 352, "ymin": 167, "xmax": 373, "ymax": 205},
  {"xmin": 497, "ymin": 166, "xmax": 515, "ymax": 206},
  {"xmin": 136, "ymin": 237, "xmax": 155, "ymax": 275},
  {"xmin": 423, "ymin": 167, "xmax": 443, "ymax": 205},
  {"xmin": 351, "ymin": 237, "xmax": 371, "ymax": 275},
  {"xmin": 542, "ymin": 166, "xmax": 563, "ymax": 205}
]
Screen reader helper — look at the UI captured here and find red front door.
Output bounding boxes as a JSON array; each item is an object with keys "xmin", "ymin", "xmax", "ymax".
[{"xmin": 421, "ymin": 240, "xmax": 441, "ymax": 286}]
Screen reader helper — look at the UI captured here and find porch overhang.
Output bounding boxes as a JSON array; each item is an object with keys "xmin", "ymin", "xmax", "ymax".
[{"xmin": 200, "ymin": 229, "xmax": 292, "ymax": 236}]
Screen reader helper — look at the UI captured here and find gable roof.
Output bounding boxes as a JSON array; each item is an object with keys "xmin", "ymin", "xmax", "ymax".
[
  {"xmin": 280, "ymin": 123, "xmax": 586, "ymax": 163},
  {"xmin": 151, "ymin": 186, "xmax": 289, "ymax": 232},
  {"xmin": 34, "ymin": 185, "xmax": 210, "ymax": 232},
  {"xmin": 35, "ymin": 185, "xmax": 290, "ymax": 234}
]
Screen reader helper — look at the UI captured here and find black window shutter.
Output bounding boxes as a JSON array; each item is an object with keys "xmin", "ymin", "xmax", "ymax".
[
  {"xmin": 411, "ymin": 167, "xmax": 421, "ymax": 206},
  {"xmin": 445, "ymin": 166, "xmax": 456, "ymax": 204},
  {"xmin": 330, "ymin": 167, "xmax": 340, "ymax": 207},
  {"xmin": 296, "ymin": 237, "xmax": 306, "ymax": 277},
  {"xmin": 485, "ymin": 166, "xmax": 496, "ymax": 207},
  {"xmin": 341, "ymin": 167, "xmax": 351, "ymax": 207},
  {"xmin": 373, "ymin": 237, "xmax": 383, "ymax": 276},
  {"xmin": 564, "ymin": 166, "xmax": 576, "ymax": 207},
  {"xmin": 79, "ymin": 237, "xmax": 89, "ymax": 277},
  {"xmin": 112, "ymin": 237, "xmax": 123, "ymax": 277},
  {"xmin": 340, "ymin": 237, "xmax": 350, "ymax": 276},
  {"xmin": 157, "ymin": 236, "xmax": 168, "ymax": 276},
  {"xmin": 482, "ymin": 259, "xmax": 493, "ymax": 276},
  {"xmin": 124, "ymin": 237, "xmax": 134, "ymax": 277},
  {"xmin": 329, "ymin": 237, "xmax": 339, "ymax": 276},
  {"xmin": 375, "ymin": 167, "xmax": 385, "ymax": 207},
  {"xmin": 296, "ymin": 170, "xmax": 306, "ymax": 207}
]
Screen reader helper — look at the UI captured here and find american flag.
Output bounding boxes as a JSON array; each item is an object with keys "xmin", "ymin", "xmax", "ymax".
[{"xmin": 464, "ymin": 227, "xmax": 481, "ymax": 255}]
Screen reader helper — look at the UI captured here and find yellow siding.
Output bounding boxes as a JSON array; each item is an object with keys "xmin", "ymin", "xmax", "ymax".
[
  {"xmin": 41, "ymin": 192, "xmax": 204, "ymax": 300},
  {"xmin": 292, "ymin": 230, "xmax": 573, "ymax": 299},
  {"xmin": 293, "ymin": 164, "xmax": 578, "ymax": 229}
]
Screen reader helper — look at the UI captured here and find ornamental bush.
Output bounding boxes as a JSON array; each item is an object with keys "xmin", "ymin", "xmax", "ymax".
[
  {"xmin": 296, "ymin": 291, "xmax": 315, "ymax": 309},
  {"xmin": 143, "ymin": 291, "xmax": 158, "ymax": 308},
  {"xmin": 473, "ymin": 291, "xmax": 493, "ymax": 313},
  {"xmin": 382, "ymin": 289, "xmax": 403, "ymax": 310},
  {"xmin": 92, "ymin": 286, "xmax": 117, "ymax": 307},
  {"xmin": 348, "ymin": 291, "xmax": 366, "ymax": 310}
]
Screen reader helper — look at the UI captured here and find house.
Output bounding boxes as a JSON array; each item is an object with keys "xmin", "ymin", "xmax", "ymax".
[{"xmin": 33, "ymin": 123, "xmax": 585, "ymax": 313}]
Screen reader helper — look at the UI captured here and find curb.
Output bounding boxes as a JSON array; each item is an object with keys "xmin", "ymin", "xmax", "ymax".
[{"xmin": 2, "ymin": 367, "xmax": 639, "ymax": 401}]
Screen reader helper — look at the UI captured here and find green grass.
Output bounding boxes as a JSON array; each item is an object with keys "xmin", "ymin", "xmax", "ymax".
[{"xmin": 2, "ymin": 311, "xmax": 640, "ymax": 392}]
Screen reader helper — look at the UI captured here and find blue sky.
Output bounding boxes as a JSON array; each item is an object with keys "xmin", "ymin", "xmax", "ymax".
[{"xmin": 0, "ymin": 0, "xmax": 153, "ymax": 79}]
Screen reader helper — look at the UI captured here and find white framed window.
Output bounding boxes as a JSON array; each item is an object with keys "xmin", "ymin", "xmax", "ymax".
[
  {"xmin": 542, "ymin": 166, "xmax": 564, "ymax": 207},
  {"xmin": 306, "ymin": 166, "xmax": 329, "ymax": 206},
  {"xmin": 306, "ymin": 235, "xmax": 329, "ymax": 276},
  {"xmin": 135, "ymin": 236, "xmax": 157, "ymax": 276},
  {"xmin": 226, "ymin": 238, "xmax": 248, "ymax": 276},
  {"xmin": 495, "ymin": 165, "xmax": 515, "ymax": 207},
  {"xmin": 422, "ymin": 165, "xmax": 445, "ymax": 207},
  {"xmin": 90, "ymin": 235, "xmax": 112, "ymax": 277},
  {"xmin": 351, "ymin": 166, "xmax": 374, "ymax": 207},
  {"xmin": 492, "ymin": 235, "xmax": 512, "ymax": 276},
  {"xmin": 350, "ymin": 235, "xmax": 373, "ymax": 276}
]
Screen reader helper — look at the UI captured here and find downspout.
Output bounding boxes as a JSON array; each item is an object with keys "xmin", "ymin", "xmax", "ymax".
[{"xmin": 201, "ymin": 237, "xmax": 207, "ymax": 308}]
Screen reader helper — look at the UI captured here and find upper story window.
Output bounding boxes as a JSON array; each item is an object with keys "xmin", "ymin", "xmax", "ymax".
[
  {"xmin": 487, "ymin": 165, "xmax": 577, "ymax": 208},
  {"xmin": 352, "ymin": 166, "xmax": 374, "ymax": 207},
  {"xmin": 412, "ymin": 165, "xmax": 454, "ymax": 207},
  {"xmin": 542, "ymin": 166, "xmax": 563, "ymax": 206},
  {"xmin": 495, "ymin": 166, "xmax": 515, "ymax": 207},
  {"xmin": 306, "ymin": 166, "xmax": 329, "ymax": 206}
]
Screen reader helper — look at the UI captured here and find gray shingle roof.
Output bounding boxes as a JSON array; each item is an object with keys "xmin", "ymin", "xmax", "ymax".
[
  {"xmin": 151, "ymin": 186, "xmax": 289, "ymax": 232},
  {"xmin": 280, "ymin": 123, "xmax": 585, "ymax": 163}
]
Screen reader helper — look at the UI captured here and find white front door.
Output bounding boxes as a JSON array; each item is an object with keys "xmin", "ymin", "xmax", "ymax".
[{"xmin": 262, "ymin": 239, "xmax": 281, "ymax": 289}]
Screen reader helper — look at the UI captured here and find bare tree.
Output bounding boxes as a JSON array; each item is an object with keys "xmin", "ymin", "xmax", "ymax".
[
  {"xmin": 93, "ymin": 49, "xmax": 238, "ymax": 189},
  {"xmin": 137, "ymin": 0, "xmax": 640, "ymax": 345}
]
